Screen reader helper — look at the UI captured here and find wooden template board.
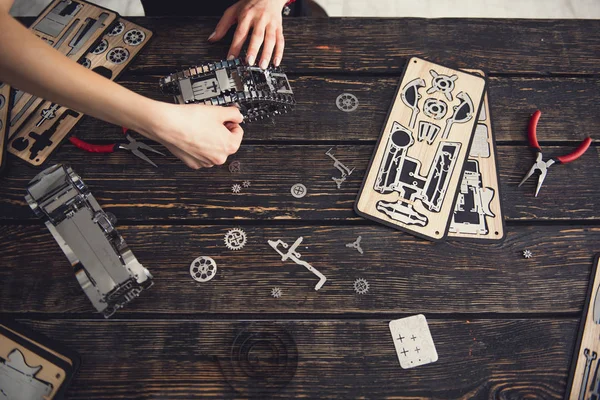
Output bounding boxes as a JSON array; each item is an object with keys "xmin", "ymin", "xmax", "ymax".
[
  {"xmin": 8, "ymin": 0, "xmax": 117, "ymax": 138},
  {"xmin": 8, "ymin": 16, "xmax": 153, "ymax": 166},
  {"xmin": 355, "ymin": 57, "xmax": 486, "ymax": 241},
  {"xmin": 0, "ymin": 83, "xmax": 9, "ymax": 172},
  {"xmin": 565, "ymin": 255, "xmax": 600, "ymax": 400},
  {"xmin": 448, "ymin": 69, "xmax": 505, "ymax": 241}
]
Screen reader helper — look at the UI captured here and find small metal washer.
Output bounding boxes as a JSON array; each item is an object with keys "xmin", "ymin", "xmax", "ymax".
[
  {"xmin": 291, "ymin": 183, "xmax": 307, "ymax": 198},
  {"xmin": 336, "ymin": 93, "xmax": 359, "ymax": 112},
  {"xmin": 190, "ymin": 256, "xmax": 218, "ymax": 282}
]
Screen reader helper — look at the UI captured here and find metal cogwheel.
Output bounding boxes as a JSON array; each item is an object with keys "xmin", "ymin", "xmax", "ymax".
[
  {"xmin": 108, "ymin": 21, "xmax": 125, "ymax": 37},
  {"xmin": 353, "ymin": 278, "xmax": 370, "ymax": 295},
  {"xmin": 290, "ymin": 183, "xmax": 307, "ymax": 198},
  {"xmin": 107, "ymin": 47, "xmax": 130, "ymax": 64},
  {"xmin": 123, "ymin": 29, "xmax": 146, "ymax": 46},
  {"xmin": 271, "ymin": 287, "xmax": 282, "ymax": 298},
  {"xmin": 190, "ymin": 256, "xmax": 218, "ymax": 282},
  {"xmin": 232, "ymin": 184, "xmax": 242, "ymax": 194},
  {"xmin": 242, "ymin": 180, "xmax": 251, "ymax": 188},
  {"xmin": 336, "ymin": 93, "xmax": 359, "ymax": 112},
  {"xmin": 79, "ymin": 58, "xmax": 91, "ymax": 69},
  {"xmin": 92, "ymin": 39, "xmax": 108, "ymax": 55},
  {"xmin": 523, "ymin": 250, "xmax": 533, "ymax": 259},
  {"xmin": 224, "ymin": 228, "xmax": 247, "ymax": 251}
]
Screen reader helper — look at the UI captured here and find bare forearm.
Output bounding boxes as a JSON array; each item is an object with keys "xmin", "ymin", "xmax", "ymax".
[{"xmin": 0, "ymin": 12, "xmax": 159, "ymax": 136}]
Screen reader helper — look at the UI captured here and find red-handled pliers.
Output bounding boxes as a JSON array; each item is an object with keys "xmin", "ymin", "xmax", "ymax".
[
  {"xmin": 69, "ymin": 127, "xmax": 165, "ymax": 168},
  {"xmin": 518, "ymin": 110, "xmax": 592, "ymax": 197}
]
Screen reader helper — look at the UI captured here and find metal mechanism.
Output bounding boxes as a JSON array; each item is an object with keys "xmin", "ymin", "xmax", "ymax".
[
  {"xmin": 336, "ymin": 93, "xmax": 359, "ymax": 112},
  {"xmin": 426, "ymin": 70, "xmax": 458, "ymax": 101},
  {"xmin": 106, "ymin": 47, "xmax": 129, "ymax": 64},
  {"xmin": 346, "ymin": 236, "xmax": 364, "ymax": 255},
  {"xmin": 326, "ymin": 148, "xmax": 355, "ymax": 189},
  {"xmin": 123, "ymin": 28, "xmax": 145, "ymax": 46},
  {"xmin": 160, "ymin": 58, "xmax": 295, "ymax": 122},
  {"xmin": 353, "ymin": 278, "xmax": 369, "ymax": 295},
  {"xmin": 290, "ymin": 183, "xmax": 307, "ymax": 198},
  {"xmin": 25, "ymin": 164, "xmax": 153, "ymax": 318},
  {"xmin": 190, "ymin": 256, "xmax": 217, "ymax": 282},
  {"xmin": 523, "ymin": 250, "xmax": 533, "ymax": 259},
  {"xmin": 224, "ymin": 228, "xmax": 247, "ymax": 251},
  {"xmin": 0, "ymin": 349, "xmax": 52, "ymax": 400},
  {"xmin": 268, "ymin": 237, "xmax": 327, "ymax": 291},
  {"xmin": 271, "ymin": 287, "xmax": 282, "ymax": 298}
]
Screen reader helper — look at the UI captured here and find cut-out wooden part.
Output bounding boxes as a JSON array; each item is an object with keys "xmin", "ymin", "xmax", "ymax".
[
  {"xmin": 0, "ymin": 83, "xmax": 10, "ymax": 172},
  {"xmin": 8, "ymin": 14, "xmax": 153, "ymax": 166},
  {"xmin": 448, "ymin": 71, "xmax": 505, "ymax": 241},
  {"xmin": 356, "ymin": 57, "xmax": 486, "ymax": 241},
  {"xmin": 566, "ymin": 255, "xmax": 600, "ymax": 400}
]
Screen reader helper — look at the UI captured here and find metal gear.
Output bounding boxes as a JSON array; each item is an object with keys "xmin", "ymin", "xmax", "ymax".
[
  {"xmin": 523, "ymin": 250, "xmax": 533, "ymax": 259},
  {"xmin": 123, "ymin": 29, "xmax": 146, "ymax": 46},
  {"xmin": 190, "ymin": 256, "xmax": 217, "ymax": 282},
  {"xmin": 229, "ymin": 161, "xmax": 241, "ymax": 173},
  {"xmin": 242, "ymin": 180, "xmax": 251, "ymax": 188},
  {"xmin": 107, "ymin": 47, "xmax": 130, "ymax": 64},
  {"xmin": 271, "ymin": 287, "xmax": 282, "ymax": 298},
  {"xmin": 290, "ymin": 183, "xmax": 307, "ymax": 198},
  {"xmin": 336, "ymin": 93, "xmax": 359, "ymax": 112},
  {"xmin": 224, "ymin": 228, "xmax": 247, "ymax": 251},
  {"xmin": 232, "ymin": 184, "xmax": 242, "ymax": 194},
  {"xmin": 353, "ymin": 278, "xmax": 369, "ymax": 295},
  {"xmin": 108, "ymin": 21, "xmax": 125, "ymax": 37},
  {"xmin": 92, "ymin": 39, "xmax": 108, "ymax": 55}
]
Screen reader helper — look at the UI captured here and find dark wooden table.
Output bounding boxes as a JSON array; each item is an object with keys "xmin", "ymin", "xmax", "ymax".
[{"xmin": 1, "ymin": 17, "xmax": 600, "ymax": 399}]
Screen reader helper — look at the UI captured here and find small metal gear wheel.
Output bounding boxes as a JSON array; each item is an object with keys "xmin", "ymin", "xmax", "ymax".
[
  {"xmin": 523, "ymin": 250, "xmax": 533, "ymax": 259},
  {"xmin": 271, "ymin": 287, "xmax": 282, "ymax": 298},
  {"xmin": 123, "ymin": 29, "xmax": 146, "ymax": 46},
  {"xmin": 232, "ymin": 183, "xmax": 242, "ymax": 194},
  {"xmin": 92, "ymin": 39, "xmax": 108, "ymax": 55},
  {"xmin": 242, "ymin": 180, "xmax": 251, "ymax": 188},
  {"xmin": 229, "ymin": 160, "xmax": 241, "ymax": 173},
  {"xmin": 353, "ymin": 278, "xmax": 370, "ymax": 295},
  {"xmin": 290, "ymin": 183, "xmax": 307, "ymax": 198},
  {"xmin": 336, "ymin": 93, "xmax": 359, "ymax": 112},
  {"xmin": 107, "ymin": 47, "xmax": 130, "ymax": 64},
  {"xmin": 79, "ymin": 58, "xmax": 91, "ymax": 69},
  {"xmin": 108, "ymin": 21, "xmax": 125, "ymax": 37},
  {"xmin": 190, "ymin": 256, "xmax": 218, "ymax": 282},
  {"xmin": 224, "ymin": 228, "xmax": 247, "ymax": 251}
]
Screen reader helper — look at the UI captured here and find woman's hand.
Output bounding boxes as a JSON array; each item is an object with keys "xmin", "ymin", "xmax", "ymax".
[
  {"xmin": 208, "ymin": 0, "xmax": 288, "ymax": 69},
  {"xmin": 145, "ymin": 103, "xmax": 244, "ymax": 170}
]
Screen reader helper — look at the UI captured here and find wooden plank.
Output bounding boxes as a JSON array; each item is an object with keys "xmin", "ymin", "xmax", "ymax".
[
  {"xmin": 109, "ymin": 17, "xmax": 600, "ymax": 76},
  {"xmin": 0, "ymin": 145, "xmax": 598, "ymax": 222},
  {"xmin": 58, "ymin": 75, "xmax": 600, "ymax": 143},
  {"xmin": 1, "ymin": 224, "xmax": 598, "ymax": 315},
  {"xmin": 9, "ymin": 318, "xmax": 576, "ymax": 399}
]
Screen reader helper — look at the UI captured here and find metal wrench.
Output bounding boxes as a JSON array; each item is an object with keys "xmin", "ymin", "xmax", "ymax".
[{"xmin": 580, "ymin": 348, "xmax": 597, "ymax": 400}]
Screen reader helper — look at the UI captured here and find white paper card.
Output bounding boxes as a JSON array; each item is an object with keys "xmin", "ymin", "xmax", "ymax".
[{"xmin": 389, "ymin": 314, "xmax": 438, "ymax": 369}]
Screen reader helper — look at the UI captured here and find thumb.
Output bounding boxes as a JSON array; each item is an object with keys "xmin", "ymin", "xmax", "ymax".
[
  {"xmin": 219, "ymin": 105, "xmax": 244, "ymax": 124},
  {"xmin": 208, "ymin": 5, "xmax": 238, "ymax": 42}
]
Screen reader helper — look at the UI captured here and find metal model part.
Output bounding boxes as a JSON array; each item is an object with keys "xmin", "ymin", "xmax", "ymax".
[
  {"xmin": 108, "ymin": 21, "xmax": 124, "ymax": 36},
  {"xmin": 290, "ymin": 183, "xmax": 307, "ymax": 198},
  {"xmin": 441, "ymin": 91, "xmax": 474, "ymax": 139},
  {"xmin": 242, "ymin": 180, "xmax": 251, "ymax": 188},
  {"xmin": 418, "ymin": 121, "xmax": 441, "ymax": 145},
  {"xmin": 66, "ymin": 12, "xmax": 110, "ymax": 56},
  {"xmin": 190, "ymin": 256, "xmax": 217, "ymax": 282},
  {"xmin": 123, "ymin": 29, "xmax": 145, "ymax": 46},
  {"xmin": 345, "ymin": 236, "xmax": 364, "ymax": 255},
  {"xmin": 106, "ymin": 47, "xmax": 130, "ymax": 64},
  {"xmin": 232, "ymin": 183, "xmax": 242, "ymax": 194},
  {"xmin": 271, "ymin": 287, "xmax": 282, "ymax": 298},
  {"xmin": 79, "ymin": 57, "xmax": 91, "ymax": 69},
  {"xmin": 25, "ymin": 164, "xmax": 153, "ymax": 318},
  {"xmin": 268, "ymin": 237, "xmax": 327, "ymax": 291},
  {"xmin": 426, "ymin": 70, "xmax": 458, "ymax": 101},
  {"xmin": 580, "ymin": 349, "xmax": 597, "ymax": 400},
  {"xmin": 400, "ymin": 78, "xmax": 425, "ymax": 128},
  {"xmin": 353, "ymin": 278, "xmax": 369, "ymax": 295},
  {"xmin": 33, "ymin": 0, "xmax": 82, "ymax": 37},
  {"xmin": 422, "ymin": 98, "xmax": 447, "ymax": 120},
  {"xmin": 160, "ymin": 58, "xmax": 295, "ymax": 122},
  {"xmin": 228, "ymin": 160, "xmax": 241, "ymax": 173},
  {"xmin": 91, "ymin": 39, "xmax": 108, "ymax": 54},
  {"xmin": 224, "ymin": 228, "xmax": 247, "ymax": 251},
  {"xmin": 336, "ymin": 93, "xmax": 359, "ymax": 112},
  {"xmin": 325, "ymin": 147, "xmax": 355, "ymax": 189},
  {"xmin": 0, "ymin": 349, "xmax": 52, "ymax": 400},
  {"xmin": 36, "ymin": 103, "xmax": 60, "ymax": 127},
  {"xmin": 523, "ymin": 250, "xmax": 533, "ymax": 259}
]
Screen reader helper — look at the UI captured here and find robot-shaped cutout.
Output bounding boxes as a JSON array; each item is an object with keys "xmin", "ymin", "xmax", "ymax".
[
  {"xmin": 426, "ymin": 70, "xmax": 458, "ymax": 101},
  {"xmin": 0, "ymin": 349, "xmax": 53, "ymax": 399},
  {"xmin": 374, "ymin": 122, "xmax": 461, "ymax": 226}
]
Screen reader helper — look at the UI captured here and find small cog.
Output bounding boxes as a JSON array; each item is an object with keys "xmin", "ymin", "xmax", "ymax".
[
  {"xmin": 523, "ymin": 250, "xmax": 533, "ymax": 259},
  {"xmin": 232, "ymin": 183, "xmax": 242, "ymax": 194},
  {"xmin": 271, "ymin": 287, "xmax": 282, "ymax": 298},
  {"xmin": 190, "ymin": 256, "xmax": 217, "ymax": 282},
  {"xmin": 242, "ymin": 180, "xmax": 251, "ymax": 188},
  {"xmin": 224, "ymin": 228, "xmax": 247, "ymax": 251},
  {"xmin": 353, "ymin": 278, "xmax": 369, "ymax": 295}
]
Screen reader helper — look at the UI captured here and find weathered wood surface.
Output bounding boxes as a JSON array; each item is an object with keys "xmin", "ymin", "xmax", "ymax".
[
  {"xmin": 10, "ymin": 318, "xmax": 575, "ymax": 399},
  {"xmin": 1, "ymin": 224, "xmax": 598, "ymax": 315},
  {"xmin": 0, "ymin": 145, "xmax": 598, "ymax": 222}
]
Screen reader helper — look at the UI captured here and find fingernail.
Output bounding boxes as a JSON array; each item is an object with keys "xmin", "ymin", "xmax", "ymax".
[
  {"xmin": 227, "ymin": 54, "xmax": 235, "ymax": 60},
  {"xmin": 247, "ymin": 55, "xmax": 255, "ymax": 65},
  {"xmin": 208, "ymin": 31, "xmax": 215, "ymax": 41},
  {"xmin": 273, "ymin": 57, "xmax": 280, "ymax": 67},
  {"xmin": 259, "ymin": 60, "xmax": 268, "ymax": 70}
]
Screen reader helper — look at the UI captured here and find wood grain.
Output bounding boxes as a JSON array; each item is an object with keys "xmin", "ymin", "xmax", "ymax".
[
  {"xmin": 1, "ymin": 224, "xmax": 598, "ymax": 315},
  {"xmin": 0, "ymin": 83, "xmax": 9, "ymax": 171},
  {"xmin": 5, "ymin": 318, "xmax": 575, "ymax": 399},
  {"xmin": 0, "ymin": 145, "xmax": 597, "ymax": 222}
]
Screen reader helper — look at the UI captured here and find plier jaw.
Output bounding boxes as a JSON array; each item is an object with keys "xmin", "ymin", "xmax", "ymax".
[{"xmin": 518, "ymin": 152, "xmax": 554, "ymax": 197}]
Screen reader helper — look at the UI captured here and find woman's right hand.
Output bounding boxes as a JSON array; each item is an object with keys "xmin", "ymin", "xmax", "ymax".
[{"xmin": 145, "ymin": 102, "xmax": 244, "ymax": 169}]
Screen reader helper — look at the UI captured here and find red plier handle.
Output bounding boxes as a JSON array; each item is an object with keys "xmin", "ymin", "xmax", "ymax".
[
  {"xmin": 69, "ymin": 126, "xmax": 128, "ymax": 153},
  {"xmin": 527, "ymin": 110, "xmax": 592, "ymax": 164}
]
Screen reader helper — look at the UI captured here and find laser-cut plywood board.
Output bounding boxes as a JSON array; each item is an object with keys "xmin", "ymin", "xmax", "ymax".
[
  {"xmin": 8, "ymin": 17, "xmax": 152, "ymax": 166},
  {"xmin": 566, "ymin": 255, "xmax": 600, "ymax": 400},
  {"xmin": 448, "ymin": 69, "xmax": 505, "ymax": 241},
  {"xmin": 356, "ymin": 57, "xmax": 486, "ymax": 241},
  {"xmin": 0, "ymin": 83, "xmax": 10, "ymax": 172}
]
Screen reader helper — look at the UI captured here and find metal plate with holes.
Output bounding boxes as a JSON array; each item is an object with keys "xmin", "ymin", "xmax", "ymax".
[
  {"xmin": 336, "ymin": 93, "xmax": 359, "ymax": 112},
  {"xmin": 190, "ymin": 256, "xmax": 218, "ymax": 282},
  {"xmin": 109, "ymin": 21, "xmax": 125, "ymax": 36},
  {"xmin": 92, "ymin": 39, "xmax": 108, "ymax": 54},
  {"xmin": 123, "ymin": 29, "xmax": 146, "ymax": 46},
  {"xmin": 107, "ymin": 47, "xmax": 130, "ymax": 64},
  {"xmin": 291, "ymin": 183, "xmax": 307, "ymax": 198}
]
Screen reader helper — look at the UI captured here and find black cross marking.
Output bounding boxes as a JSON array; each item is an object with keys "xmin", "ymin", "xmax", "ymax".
[
  {"xmin": 401, "ymin": 348, "xmax": 409, "ymax": 356},
  {"xmin": 415, "ymin": 347, "xmax": 420, "ymax": 353},
  {"xmin": 211, "ymin": 81, "xmax": 219, "ymax": 93},
  {"xmin": 396, "ymin": 334, "xmax": 405, "ymax": 343},
  {"xmin": 411, "ymin": 335, "xmax": 417, "ymax": 341}
]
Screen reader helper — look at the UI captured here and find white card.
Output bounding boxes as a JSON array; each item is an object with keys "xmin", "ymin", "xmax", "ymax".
[{"xmin": 389, "ymin": 314, "xmax": 438, "ymax": 369}]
